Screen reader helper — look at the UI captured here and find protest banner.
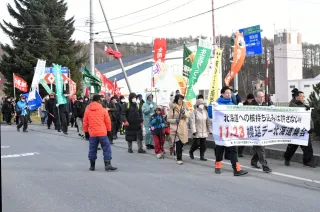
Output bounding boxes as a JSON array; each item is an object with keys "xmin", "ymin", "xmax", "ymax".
[{"xmin": 212, "ymin": 105, "xmax": 311, "ymax": 146}]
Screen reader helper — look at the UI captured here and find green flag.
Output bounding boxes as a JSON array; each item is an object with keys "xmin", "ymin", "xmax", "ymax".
[
  {"xmin": 186, "ymin": 39, "xmax": 213, "ymax": 100},
  {"xmin": 40, "ymin": 78, "xmax": 54, "ymax": 95},
  {"xmin": 183, "ymin": 45, "xmax": 194, "ymax": 78},
  {"xmin": 53, "ymin": 64, "xmax": 67, "ymax": 104},
  {"xmin": 82, "ymin": 66, "xmax": 101, "ymax": 93}
]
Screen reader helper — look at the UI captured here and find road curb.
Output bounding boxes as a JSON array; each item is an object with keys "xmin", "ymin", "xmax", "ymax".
[{"xmin": 187, "ymin": 138, "xmax": 320, "ymax": 167}]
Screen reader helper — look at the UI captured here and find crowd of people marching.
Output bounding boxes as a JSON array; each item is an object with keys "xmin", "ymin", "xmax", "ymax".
[{"xmin": 1, "ymin": 85, "xmax": 317, "ymax": 175}]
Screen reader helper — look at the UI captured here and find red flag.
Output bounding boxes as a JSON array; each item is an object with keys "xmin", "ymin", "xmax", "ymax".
[
  {"xmin": 95, "ymin": 69, "xmax": 114, "ymax": 93},
  {"xmin": 105, "ymin": 46, "xmax": 122, "ymax": 60},
  {"xmin": 114, "ymin": 78, "xmax": 121, "ymax": 96},
  {"xmin": 13, "ymin": 74, "xmax": 28, "ymax": 92},
  {"xmin": 153, "ymin": 38, "xmax": 167, "ymax": 62},
  {"xmin": 69, "ymin": 79, "xmax": 77, "ymax": 97},
  {"xmin": 85, "ymin": 86, "xmax": 89, "ymax": 96}
]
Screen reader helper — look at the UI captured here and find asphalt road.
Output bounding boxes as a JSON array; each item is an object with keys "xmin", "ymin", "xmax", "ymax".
[{"xmin": 1, "ymin": 124, "xmax": 320, "ymax": 212}]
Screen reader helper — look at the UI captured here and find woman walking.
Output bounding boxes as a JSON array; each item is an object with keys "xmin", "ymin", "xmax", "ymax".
[
  {"xmin": 189, "ymin": 98, "xmax": 212, "ymax": 161},
  {"xmin": 167, "ymin": 94, "xmax": 189, "ymax": 165}
]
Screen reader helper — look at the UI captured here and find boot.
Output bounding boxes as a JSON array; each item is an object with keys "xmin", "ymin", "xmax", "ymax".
[
  {"xmin": 262, "ymin": 165, "xmax": 272, "ymax": 173},
  {"xmin": 89, "ymin": 160, "xmax": 95, "ymax": 171},
  {"xmin": 215, "ymin": 161, "xmax": 222, "ymax": 174},
  {"xmin": 284, "ymin": 159, "xmax": 290, "ymax": 166},
  {"xmin": 170, "ymin": 147, "xmax": 174, "ymax": 155},
  {"xmin": 189, "ymin": 150, "xmax": 194, "ymax": 159},
  {"xmin": 104, "ymin": 160, "xmax": 117, "ymax": 171},
  {"xmin": 138, "ymin": 149, "xmax": 146, "ymax": 154},
  {"xmin": 233, "ymin": 162, "xmax": 248, "ymax": 176},
  {"xmin": 251, "ymin": 162, "xmax": 261, "ymax": 169},
  {"xmin": 128, "ymin": 148, "xmax": 133, "ymax": 153},
  {"xmin": 200, "ymin": 146, "xmax": 207, "ymax": 161},
  {"xmin": 128, "ymin": 141, "xmax": 133, "ymax": 153}
]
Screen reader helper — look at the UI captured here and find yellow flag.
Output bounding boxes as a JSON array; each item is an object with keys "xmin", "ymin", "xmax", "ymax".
[
  {"xmin": 174, "ymin": 75, "xmax": 193, "ymax": 112},
  {"xmin": 208, "ymin": 48, "xmax": 223, "ymax": 103}
]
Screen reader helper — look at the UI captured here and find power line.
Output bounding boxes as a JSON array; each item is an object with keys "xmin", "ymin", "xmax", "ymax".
[
  {"xmin": 97, "ymin": 0, "xmax": 196, "ymax": 33},
  {"xmin": 95, "ymin": 0, "xmax": 172, "ymax": 24},
  {"xmin": 106, "ymin": 0, "xmax": 246, "ymax": 39}
]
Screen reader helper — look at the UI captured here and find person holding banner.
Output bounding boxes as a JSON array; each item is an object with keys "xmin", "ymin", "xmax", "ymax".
[
  {"xmin": 284, "ymin": 90, "xmax": 316, "ymax": 168},
  {"xmin": 16, "ymin": 95, "xmax": 28, "ymax": 132},
  {"xmin": 248, "ymin": 89, "xmax": 272, "ymax": 173},
  {"xmin": 214, "ymin": 87, "xmax": 248, "ymax": 176},
  {"xmin": 46, "ymin": 94, "xmax": 58, "ymax": 130}
]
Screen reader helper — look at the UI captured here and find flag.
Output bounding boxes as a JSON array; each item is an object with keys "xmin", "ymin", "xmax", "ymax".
[
  {"xmin": 208, "ymin": 48, "xmax": 223, "ymax": 103},
  {"xmin": 154, "ymin": 38, "xmax": 167, "ymax": 62},
  {"xmin": 13, "ymin": 74, "xmax": 28, "ymax": 92},
  {"xmin": 174, "ymin": 76, "xmax": 193, "ymax": 112},
  {"xmin": 69, "ymin": 79, "xmax": 77, "ymax": 97},
  {"xmin": 82, "ymin": 66, "xmax": 102, "ymax": 93},
  {"xmin": 40, "ymin": 78, "xmax": 54, "ymax": 94},
  {"xmin": 95, "ymin": 69, "xmax": 114, "ymax": 93},
  {"xmin": 225, "ymin": 31, "xmax": 246, "ymax": 86},
  {"xmin": 31, "ymin": 59, "xmax": 46, "ymax": 89},
  {"xmin": 53, "ymin": 64, "xmax": 67, "ymax": 105},
  {"xmin": 186, "ymin": 39, "xmax": 213, "ymax": 100},
  {"xmin": 114, "ymin": 78, "xmax": 121, "ymax": 96},
  {"xmin": 183, "ymin": 45, "xmax": 194, "ymax": 78}
]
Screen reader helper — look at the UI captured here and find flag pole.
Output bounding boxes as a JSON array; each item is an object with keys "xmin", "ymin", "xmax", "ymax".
[{"xmin": 13, "ymin": 73, "xmax": 16, "ymax": 99}]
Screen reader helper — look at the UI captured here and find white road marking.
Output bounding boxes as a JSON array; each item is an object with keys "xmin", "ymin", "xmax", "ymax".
[
  {"xmin": 1, "ymin": 152, "xmax": 40, "ymax": 159},
  {"xmin": 1, "ymin": 146, "xmax": 10, "ymax": 148},
  {"xmin": 182, "ymin": 153, "xmax": 320, "ymax": 185}
]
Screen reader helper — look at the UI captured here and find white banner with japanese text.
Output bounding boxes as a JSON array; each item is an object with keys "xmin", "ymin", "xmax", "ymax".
[{"xmin": 212, "ymin": 105, "xmax": 311, "ymax": 146}]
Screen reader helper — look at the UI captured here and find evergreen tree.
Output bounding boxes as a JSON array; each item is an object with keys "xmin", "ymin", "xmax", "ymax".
[
  {"xmin": 308, "ymin": 82, "xmax": 320, "ymax": 136},
  {"xmin": 0, "ymin": 0, "xmax": 85, "ymax": 97}
]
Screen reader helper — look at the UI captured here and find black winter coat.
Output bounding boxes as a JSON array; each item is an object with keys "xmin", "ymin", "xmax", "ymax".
[
  {"xmin": 2, "ymin": 101, "xmax": 14, "ymax": 113},
  {"xmin": 121, "ymin": 101, "xmax": 143, "ymax": 141},
  {"xmin": 73, "ymin": 101, "xmax": 87, "ymax": 119},
  {"xmin": 45, "ymin": 98, "xmax": 57, "ymax": 114}
]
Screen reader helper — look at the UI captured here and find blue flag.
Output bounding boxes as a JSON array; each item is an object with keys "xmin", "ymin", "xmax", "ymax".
[{"xmin": 21, "ymin": 90, "xmax": 42, "ymax": 111}]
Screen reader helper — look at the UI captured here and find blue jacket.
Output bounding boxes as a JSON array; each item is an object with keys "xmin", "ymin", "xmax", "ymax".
[
  {"xmin": 149, "ymin": 114, "xmax": 166, "ymax": 135},
  {"xmin": 231, "ymin": 93, "xmax": 237, "ymax": 105},
  {"xmin": 216, "ymin": 97, "xmax": 234, "ymax": 105},
  {"xmin": 16, "ymin": 100, "xmax": 28, "ymax": 116}
]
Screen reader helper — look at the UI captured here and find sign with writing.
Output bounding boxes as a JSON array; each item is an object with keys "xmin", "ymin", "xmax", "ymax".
[
  {"xmin": 239, "ymin": 25, "xmax": 263, "ymax": 56},
  {"xmin": 13, "ymin": 74, "xmax": 28, "ymax": 92},
  {"xmin": 208, "ymin": 48, "xmax": 223, "ymax": 103},
  {"xmin": 153, "ymin": 38, "xmax": 167, "ymax": 62},
  {"xmin": 212, "ymin": 106, "xmax": 311, "ymax": 146},
  {"xmin": 31, "ymin": 59, "xmax": 46, "ymax": 89}
]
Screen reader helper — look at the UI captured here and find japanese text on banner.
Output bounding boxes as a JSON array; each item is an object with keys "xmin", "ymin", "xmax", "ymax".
[
  {"xmin": 208, "ymin": 48, "xmax": 223, "ymax": 103},
  {"xmin": 212, "ymin": 106, "xmax": 311, "ymax": 147},
  {"xmin": 31, "ymin": 59, "xmax": 46, "ymax": 89}
]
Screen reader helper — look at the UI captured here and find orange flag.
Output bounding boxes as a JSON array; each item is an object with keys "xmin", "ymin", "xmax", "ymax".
[{"xmin": 224, "ymin": 32, "xmax": 246, "ymax": 86}]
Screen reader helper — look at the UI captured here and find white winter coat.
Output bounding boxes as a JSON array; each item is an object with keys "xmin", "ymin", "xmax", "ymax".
[{"xmin": 190, "ymin": 99, "xmax": 212, "ymax": 138}]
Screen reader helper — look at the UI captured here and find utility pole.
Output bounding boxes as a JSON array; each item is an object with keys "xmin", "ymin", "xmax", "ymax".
[
  {"xmin": 265, "ymin": 48, "xmax": 270, "ymax": 104},
  {"xmin": 98, "ymin": 0, "xmax": 132, "ymax": 93},
  {"xmin": 211, "ymin": 0, "xmax": 216, "ymax": 46},
  {"xmin": 89, "ymin": 0, "xmax": 95, "ymax": 93}
]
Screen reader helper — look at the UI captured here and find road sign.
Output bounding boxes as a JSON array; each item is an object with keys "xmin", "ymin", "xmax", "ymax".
[
  {"xmin": 239, "ymin": 25, "xmax": 263, "ymax": 56},
  {"xmin": 43, "ymin": 73, "xmax": 68, "ymax": 84},
  {"xmin": 44, "ymin": 67, "xmax": 68, "ymax": 74}
]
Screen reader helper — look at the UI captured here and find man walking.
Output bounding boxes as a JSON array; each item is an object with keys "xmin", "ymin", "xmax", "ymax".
[
  {"xmin": 83, "ymin": 94, "xmax": 117, "ymax": 171},
  {"xmin": 249, "ymin": 89, "xmax": 272, "ymax": 173}
]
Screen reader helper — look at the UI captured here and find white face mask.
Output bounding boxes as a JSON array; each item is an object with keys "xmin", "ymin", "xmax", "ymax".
[
  {"xmin": 131, "ymin": 98, "xmax": 137, "ymax": 103},
  {"xmin": 121, "ymin": 99, "xmax": 125, "ymax": 103},
  {"xmin": 198, "ymin": 104, "xmax": 204, "ymax": 110},
  {"xmin": 136, "ymin": 99, "xmax": 140, "ymax": 104},
  {"xmin": 21, "ymin": 99, "xmax": 26, "ymax": 102}
]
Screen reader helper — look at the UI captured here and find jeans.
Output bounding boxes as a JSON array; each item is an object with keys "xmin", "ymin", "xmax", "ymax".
[{"xmin": 88, "ymin": 136, "xmax": 112, "ymax": 160}]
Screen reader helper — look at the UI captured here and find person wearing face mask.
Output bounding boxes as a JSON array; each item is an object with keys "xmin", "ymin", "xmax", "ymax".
[
  {"xmin": 16, "ymin": 95, "xmax": 28, "ymax": 132},
  {"xmin": 142, "ymin": 93, "xmax": 157, "ymax": 149},
  {"xmin": 214, "ymin": 86, "xmax": 248, "ymax": 176},
  {"xmin": 189, "ymin": 98, "xmax": 212, "ymax": 161},
  {"xmin": 167, "ymin": 94, "xmax": 189, "ymax": 165},
  {"xmin": 136, "ymin": 94, "xmax": 145, "ymax": 109},
  {"xmin": 46, "ymin": 93, "xmax": 58, "ymax": 130},
  {"xmin": 149, "ymin": 107, "xmax": 166, "ymax": 159},
  {"xmin": 119, "ymin": 96, "xmax": 126, "ymax": 135},
  {"xmin": 121, "ymin": 93, "xmax": 146, "ymax": 153},
  {"xmin": 2, "ymin": 97, "xmax": 14, "ymax": 125}
]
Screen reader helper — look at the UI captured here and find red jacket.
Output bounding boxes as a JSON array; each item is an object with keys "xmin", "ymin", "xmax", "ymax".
[{"xmin": 83, "ymin": 102, "xmax": 111, "ymax": 137}]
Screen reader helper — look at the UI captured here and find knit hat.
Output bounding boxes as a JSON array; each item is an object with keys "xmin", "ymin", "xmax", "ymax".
[{"xmin": 246, "ymin": 93, "xmax": 254, "ymax": 100}]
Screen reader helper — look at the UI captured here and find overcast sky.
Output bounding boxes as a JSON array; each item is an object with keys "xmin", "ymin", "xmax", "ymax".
[{"xmin": 0, "ymin": 0, "xmax": 319, "ymax": 45}]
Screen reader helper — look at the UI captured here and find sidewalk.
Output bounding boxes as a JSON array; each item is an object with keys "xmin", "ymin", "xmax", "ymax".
[{"xmin": 187, "ymin": 134, "xmax": 320, "ymax": 167}]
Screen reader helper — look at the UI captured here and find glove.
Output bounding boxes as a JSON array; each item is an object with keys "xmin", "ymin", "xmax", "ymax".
[
  {"xmin": 305, "ymin": 105, "xmax": 311, "ymax": 111},
  {"xmin": 123, "ymin": 121, "xmax": 129, "ymax": 127},
  {"xmin": 149, "ymin": 104, "xmax": 153, "ymax": 108},
  {"xmin": 85, "ymin": 132, "xmax": 90, "ymax": 140},
  {"xmin": 180, "ymin": 108, "xmax": 185, "ymax": 115},
  {"xmin": 210, "ymin": 133, "xmax": 212, "ymax": 135},
  {"xmin": 56, "ymin": 104, "xmax": 59, "ymax": 107},
  {"xmin": 193, "ymin": 133, "xmax": 196, "ymax": 136},
  {"xmin": 238, "ymin": 103, "xmax": 243, "ymax": 106},
  {"xmin": 107, "ymin": 131, "xmax": 112, "ymax": 137},
  {"xmin": 150, "ymin": 127, "xmax": 155, "ymax": 131},
  {"xmin": 176, "ymin": 119, "xmax": 180, "ymax": 124},
  {"xmin": 308, "ymin": 129, "xmax": 314, "ymax": 134}
]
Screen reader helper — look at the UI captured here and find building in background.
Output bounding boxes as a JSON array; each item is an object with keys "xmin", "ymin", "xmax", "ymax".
[{"xmin": 273, "ymin": 29, "xmax": 303, "ymax": 102}]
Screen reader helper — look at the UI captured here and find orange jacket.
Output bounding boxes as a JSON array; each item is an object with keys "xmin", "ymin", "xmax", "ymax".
[{"xmin": 83, "ymin": 102, "xmax": 112, "ymax": 137}]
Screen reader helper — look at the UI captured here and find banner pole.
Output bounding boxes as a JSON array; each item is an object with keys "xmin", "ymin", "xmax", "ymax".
[{"xmin": 13, "ymin": 73, "xmax": 16, "ymax": 99}]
